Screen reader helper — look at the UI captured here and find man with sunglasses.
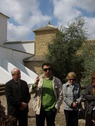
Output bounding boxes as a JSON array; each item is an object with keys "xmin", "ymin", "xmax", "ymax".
[{"xmin": 29, "ymin": 62, "xmax": 63, "ymax": 126}]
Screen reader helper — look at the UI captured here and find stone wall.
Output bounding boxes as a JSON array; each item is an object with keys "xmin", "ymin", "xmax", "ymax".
[
  {"xmin": 25, "ymin": 29, "xmax": 58, "ymax": 74},
  {"xmin": 35, "ymin": 30, "xmax": 57, "ymax": 56},
  {"xmin": 24, "ymin": 61, "xmax": 43, "ymax": 75}
]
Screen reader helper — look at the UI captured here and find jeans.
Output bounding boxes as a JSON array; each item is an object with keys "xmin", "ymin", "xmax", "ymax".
[
  {"xmin": 36, "ymin": 107, "xmax": 56, "ymax": 126},
  {"xmin": 64, "ymin": 110, "xmax": 78, "ymax": 126}
]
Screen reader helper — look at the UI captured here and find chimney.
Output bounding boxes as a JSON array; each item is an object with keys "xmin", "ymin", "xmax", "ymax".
[{"xmin": 0, "ymin": 12, "xmax": 9, "ymax": 45}]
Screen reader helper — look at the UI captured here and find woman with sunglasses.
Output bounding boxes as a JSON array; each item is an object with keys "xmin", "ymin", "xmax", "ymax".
[
  {"xmin": 63, "ymin": 72, "xmax": 82, "ymax": 126},
  {"xmin": 85, "ymin": 71, "xmax": 95, "ymax": 126}
]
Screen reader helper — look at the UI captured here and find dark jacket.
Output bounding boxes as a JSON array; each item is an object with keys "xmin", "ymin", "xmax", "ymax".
[
  {"xmin": 85, "ymin": 84, "xmax": 95, "ymax": 115},
  {"xmin": 5, "ymin": 79, "xmax": 30, "ymax": 117}
]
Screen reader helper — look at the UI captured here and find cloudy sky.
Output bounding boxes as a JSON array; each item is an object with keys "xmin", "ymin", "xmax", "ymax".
[{"xmin": 0, "ymin": 0, "xmax": 95, "ymax": 41}]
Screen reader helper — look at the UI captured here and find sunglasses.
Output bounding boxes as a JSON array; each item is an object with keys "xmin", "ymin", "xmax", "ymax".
[{"xmin": 43, "ymin": 68, "xmax": 52, "ymax": 72}]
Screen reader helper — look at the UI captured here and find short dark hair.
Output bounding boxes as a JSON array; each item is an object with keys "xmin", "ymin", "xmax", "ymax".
[{"xmin": 42, "ymin": 62, "xmax": 52, "ymax": 69}]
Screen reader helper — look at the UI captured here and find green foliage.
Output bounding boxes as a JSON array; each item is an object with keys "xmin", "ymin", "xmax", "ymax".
[
  {"xmin": 46, "ymin": 17, "xmax": 87, "ymax": 83},
  {"xmin": 81, "ymin": 43, "xmax": 95, "ymax": 86}
]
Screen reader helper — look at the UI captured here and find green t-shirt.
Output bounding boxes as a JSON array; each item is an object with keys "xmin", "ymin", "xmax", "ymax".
[{"xmin": 42, "ymin": 78, "xmax": 56, "ymax": 111}]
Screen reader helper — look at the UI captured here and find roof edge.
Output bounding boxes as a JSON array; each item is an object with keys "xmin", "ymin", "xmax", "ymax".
[
  {"xmin": 4, "ymin": 40, "xmax": 35, "ymax": 44},
  {"xmin": 0, "ymin": 45, "xmax": 33, "ymax": 55},
  {"xmin": 0, "ymin": 12, "xmax": 9, "ymax": 19}
]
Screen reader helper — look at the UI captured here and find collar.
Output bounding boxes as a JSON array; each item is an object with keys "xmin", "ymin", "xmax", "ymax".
[
  {"xmin": 13, "ymin": 79, "xmax": 20, "ymax": 84},
  {"xmin": 42, "ymin": 74, "xmax": 53, "ymax": 80}
]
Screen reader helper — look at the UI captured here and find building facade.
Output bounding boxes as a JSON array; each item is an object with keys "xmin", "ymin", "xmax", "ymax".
[
  {"xmin": 0, "ymin": 12, "xmax": 37, "ymax": 84},
  {"xmin": 24, "ymin": 22, "xmax": 58, "ymax": 74}
]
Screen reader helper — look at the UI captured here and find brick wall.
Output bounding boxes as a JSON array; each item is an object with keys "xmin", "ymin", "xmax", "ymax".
[
  {"xmin": 24, "ymin": 61, "xmax": 43, "ymax": 75},
  {"xmin": 27, "ymin": 29, "xmax": 58, "ymax": 74},
  {"xmin": 35, "ymin": 30, "xmax": 57, "ymax": 56}
]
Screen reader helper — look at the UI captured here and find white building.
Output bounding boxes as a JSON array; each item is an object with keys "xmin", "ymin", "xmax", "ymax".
[{"xmin": 0, "ymin": 12, "xmax": 37, "ymax": 85}]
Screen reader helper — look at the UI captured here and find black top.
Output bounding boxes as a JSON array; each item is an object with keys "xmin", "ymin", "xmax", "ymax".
[
  {"xmin": 5, "ymin": 79, "xmax": 30, "ymax": 117},
  {"xmin": 85, "ymin": 84, "xmax": 95, "ymax": 115}
]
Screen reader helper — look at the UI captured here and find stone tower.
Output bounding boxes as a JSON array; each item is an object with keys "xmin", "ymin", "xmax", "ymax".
[
  {"xmin": 33, "ymin": 21, "xmax": 58, "ymax": 56},
  {"xmin": 24, "ymin": 22, "xmax": 58, "ymax": 74}
]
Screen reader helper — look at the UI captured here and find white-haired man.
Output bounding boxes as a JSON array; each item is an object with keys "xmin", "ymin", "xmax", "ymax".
[{"xmin": 5, "ymin": 68, "xmax": 30, "ymax": 126}]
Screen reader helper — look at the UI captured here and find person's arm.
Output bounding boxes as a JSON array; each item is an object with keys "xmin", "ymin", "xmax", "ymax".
[
  {"xmin": 19, "ymin": 81, "xmax": 30, "ymax": 110},
  {"xmin": 26, "ymin": 82, "xmax": 30, "ymax": 103},
  {"xmin": 85, "ymin": 85, "xmax": 95, "ymax": 101},
  {"xmin": 76, "ymin": 84, "xmax": 82, "ymax": 105},
  {"xmin": 29, "ymin": 83, "xmax": 38, "ymax": 94},
  {"xmin": 29, "ymin": 75, "xmax": 39, "ymax": 94},
  {"xmin": 55, "ymin": 79, "xmax": 63, "ymax": 111},
  {"xmin": 63, "ymin": 84, "xmax": 73, "ymax": 107}
]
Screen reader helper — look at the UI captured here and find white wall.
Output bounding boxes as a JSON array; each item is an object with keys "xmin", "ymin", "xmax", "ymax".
[
  {"xmin": 0, "ymin": 14, "xmax": 8, "ymax": 45},
  {"xmin": 1, "ymin": 59, "xmax": 35, "ymax": 84},
  {"xmin": 0, "ymin": 13, "xmax": 36, "ymax": 84},
  {"xmin": 0, "ymin": 66, "xmax": 12, "ymax": 84},
  {"xmin": 4, "ymin": 42, "xmax": 35, "ymax": 54},
  {"xmin": 0, "ymin": 46, "xmax": 36, "ymax": 84},
  {"xmin": 0, "ymin": 46, "xmax": 32, "ymax": 65},
  {"xmin": 7, "ymin": 61, "xmax": 34, "ymax": 84},
  {"xmin": 0, "ymin": 47, "xmax": 13, "ymax": 64},
  {"xmin": 13, "ymin": 61, "xmax": 37, "ymax": 81},
  {"xmin": 12, "ymin": 50, "xmax": 32, "ymax": 64}
]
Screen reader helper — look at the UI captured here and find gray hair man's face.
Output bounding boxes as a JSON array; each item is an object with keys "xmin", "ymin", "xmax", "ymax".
[{"xmin": 12, "ymin": 68, "xmax": 21, "ymax": 81}]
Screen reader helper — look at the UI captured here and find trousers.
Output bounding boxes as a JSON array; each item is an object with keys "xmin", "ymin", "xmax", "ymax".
[
  {"xmin": 64, "ymin": 110, "xmax": 78, "ymax": 126},
  {"xmin": 36, "ymin": 107, "xmax": 56, "ymax": 126}
]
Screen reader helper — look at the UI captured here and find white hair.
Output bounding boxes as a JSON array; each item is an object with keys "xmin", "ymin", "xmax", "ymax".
[{"xmin": 11, "ymin": 68, "xmax": 20, "ymax": 76}]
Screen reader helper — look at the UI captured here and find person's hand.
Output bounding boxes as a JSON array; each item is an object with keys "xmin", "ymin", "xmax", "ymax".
[
  {"xmin": 72, "ymin": 102, "xmax": 77, "ymax": 108},
  {"xmin": 35, "ymin": 75, "xmax": 40, "ymax": 86},
  {"xmin": 20, "ymin": 102, "xmax": 28, "ymax": 110}
]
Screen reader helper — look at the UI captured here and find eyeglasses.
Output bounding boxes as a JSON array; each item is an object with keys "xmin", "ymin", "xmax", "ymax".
[
  {"xmin": 69, "ymin": 79, "xmax": 75, "ymax": 81},
  {"xmin": 43, "ymin": 68, "xmax": 52, "ymax": 72}
]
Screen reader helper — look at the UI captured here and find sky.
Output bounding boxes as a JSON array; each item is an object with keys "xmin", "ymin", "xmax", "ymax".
[{"xmin": 0, "ymin": 0, "xmax": 95, "ymax": 41}]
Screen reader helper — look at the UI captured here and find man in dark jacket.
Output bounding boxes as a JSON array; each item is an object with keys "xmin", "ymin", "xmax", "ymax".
[{"xmin": 5, "ymin": 68, "xmax": 30, "ymax": 126}]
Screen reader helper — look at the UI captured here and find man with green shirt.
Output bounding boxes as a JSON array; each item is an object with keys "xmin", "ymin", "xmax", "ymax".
[{"xmin": 29, "ymin": 62, "xmax": 63, "ymax": 126}]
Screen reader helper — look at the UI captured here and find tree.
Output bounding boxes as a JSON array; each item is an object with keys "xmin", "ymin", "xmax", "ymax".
[
  {"xmin": 46, "ymin": 17, "xmax": 87, "ymax": 83},
  {"xmin": 81, "ymin": 42, "xmax": 95, "ymax": 86}
]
